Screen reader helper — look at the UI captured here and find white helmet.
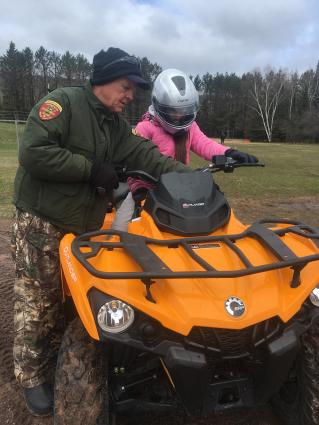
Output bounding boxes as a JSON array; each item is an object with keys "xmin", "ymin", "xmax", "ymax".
[{"xmin": 151, "ymin": 69, "xmax": 199, "ymax": 134}]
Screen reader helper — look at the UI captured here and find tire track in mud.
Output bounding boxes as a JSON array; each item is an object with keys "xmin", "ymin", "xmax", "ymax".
[{"xmin": 0, "ymin": 221, "xmax": 279, "ymax": 425}]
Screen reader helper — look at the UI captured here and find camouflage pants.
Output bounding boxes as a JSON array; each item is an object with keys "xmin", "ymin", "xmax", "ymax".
[{"xmin": 11, "ymin": 209, "xmax": 65, "ymax": 388}]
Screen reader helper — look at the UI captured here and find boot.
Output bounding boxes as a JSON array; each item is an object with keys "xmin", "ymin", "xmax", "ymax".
[{"xmin": 24, "ymin": 382, "xmax": 53, "ymax": 416}]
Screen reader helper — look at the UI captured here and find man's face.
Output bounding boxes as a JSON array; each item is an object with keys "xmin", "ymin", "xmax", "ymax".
[{"xmin": 93, "ymin": 78, "xmax": 136, "ymax": 112}]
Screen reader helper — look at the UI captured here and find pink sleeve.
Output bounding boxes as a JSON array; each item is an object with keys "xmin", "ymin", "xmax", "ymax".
[
  {"xmin": 127, "ymin": 177, "xmax": 154, "ymax": 195},
  {"xmin": 190, "ymin": 122, "xmax": 229, "ymax": 160},
  {"xmin": 135, "ymin": 121, "xmax": 153, "ymax": 139}
]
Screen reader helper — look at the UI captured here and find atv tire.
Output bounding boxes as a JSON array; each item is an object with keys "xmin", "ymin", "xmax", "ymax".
[
  {"xmin": 272, "ymin": 324, "xmax": 319, "ymax": 425},
  {"xmin": 54, "ymin": 317, "xmax": 112, "ymax": 425}
]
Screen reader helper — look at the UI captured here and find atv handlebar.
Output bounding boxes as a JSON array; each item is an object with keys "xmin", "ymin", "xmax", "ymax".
[
  {"xmin": 121, "ymin": 155, "xmax": 265, "ymax": 183},
  {"xmin": 207, "ymin": 155, "xmax": 265, "ymax": 173},
  {"xmin": 125, "ymin": 170, "xmax": 158, "ymax": 184}
]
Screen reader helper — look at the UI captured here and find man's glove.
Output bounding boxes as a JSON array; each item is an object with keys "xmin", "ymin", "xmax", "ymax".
[
  {"xmin": 89, "ymin": 161, "xmax": 119, "ymax": 193},
  {"xmin": 225, "ymin": 149, "xmax": 258, "ymax": 164}
]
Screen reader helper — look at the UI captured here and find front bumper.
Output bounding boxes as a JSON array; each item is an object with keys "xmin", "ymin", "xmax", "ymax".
[{"xmin": 89, "ymin": 290, "xmax": 319, "ymax": 415}]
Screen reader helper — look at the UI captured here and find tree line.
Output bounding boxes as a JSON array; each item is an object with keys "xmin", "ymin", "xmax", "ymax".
[{"xmin": 0, "ymin": 41, "xmax": 318, "ymax": 142}]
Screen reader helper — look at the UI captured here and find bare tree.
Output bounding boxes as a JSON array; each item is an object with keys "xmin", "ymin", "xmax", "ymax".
[
  {"xmin": 247, "ymin": 69, "xmax": 285, "ymax": 142},
  {"xmin": 287, "ymin": 72, "xmax": 300, "ymax": 120},
  {"xmin": 300, "ymin": 64, "xmax": 319, "ymax": 111}
]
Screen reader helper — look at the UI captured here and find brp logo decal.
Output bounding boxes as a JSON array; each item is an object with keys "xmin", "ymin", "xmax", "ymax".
[{"xmin": 225, "ymin": 297, "xmax": 245, "ymax": 317}]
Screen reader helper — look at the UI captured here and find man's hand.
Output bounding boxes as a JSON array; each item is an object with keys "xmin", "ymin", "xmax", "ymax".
[
  {"xmin": 225, "ymin": 149, "xmax": 258, "ymax": 164},
  {"xmin": 89, "ymin": 161, "xmax": 119, "ymax": 193}
]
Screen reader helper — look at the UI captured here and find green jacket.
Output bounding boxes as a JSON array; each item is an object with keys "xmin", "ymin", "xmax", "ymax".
[{"xmin": 14, "ymin": 83, "xmax": 190, "ymax": 234}]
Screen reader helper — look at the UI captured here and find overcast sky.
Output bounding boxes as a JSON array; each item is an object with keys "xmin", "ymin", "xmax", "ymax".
[{"xmin": 1, "ymin": 0, "xmax": 318, "ymax": 76}]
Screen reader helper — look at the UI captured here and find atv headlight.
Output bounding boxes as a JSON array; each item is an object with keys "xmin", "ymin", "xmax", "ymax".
[
  {"xmin": 310, "ymin": 287, "xmax": 319, "ymax": 307},
  {"xmin": 97, "ymin": 300, "xmax": 135, "ymax": 333}
]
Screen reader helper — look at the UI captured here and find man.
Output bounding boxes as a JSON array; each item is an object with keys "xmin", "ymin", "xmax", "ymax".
[
  {"xmin": 220, "ymin": 130, "xmax": 226, "ymax": 145},
  {"xmin": 11, "ymin": 47, "xmax": 191, "ymax": 417}
]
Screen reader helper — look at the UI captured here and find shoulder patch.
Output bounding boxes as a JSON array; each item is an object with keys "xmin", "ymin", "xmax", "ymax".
[{"xmin": 39, "ymin": 100, "xmax": 62, "ymax": 121}]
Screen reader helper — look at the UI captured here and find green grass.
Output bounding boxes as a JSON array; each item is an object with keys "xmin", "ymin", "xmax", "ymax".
[
  {"xmin": 0, "ymin": 123, "xmax": 21, "ymax": 217},
  {"xmin": 191, "ymin": 142, "xmax": 319, "ymax": 199},
  {"xmin": 1, "ymin": 122, "xmax": 319, "ymax": 218}
]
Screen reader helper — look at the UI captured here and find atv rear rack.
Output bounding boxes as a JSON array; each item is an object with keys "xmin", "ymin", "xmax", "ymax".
[{"xmin": 72, "ymin": 220, "xmax": 319, "ymax": 302}]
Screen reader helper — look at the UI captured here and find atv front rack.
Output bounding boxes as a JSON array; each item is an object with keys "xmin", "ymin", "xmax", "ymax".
[{"xmin": 72, "ymin": 220, "xmax": 319, "ymax": 302}]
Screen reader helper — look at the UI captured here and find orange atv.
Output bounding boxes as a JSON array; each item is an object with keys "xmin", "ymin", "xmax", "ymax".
[{"xmin": 54, "ymin": 156, "xmax": 319, "ymax": 425}]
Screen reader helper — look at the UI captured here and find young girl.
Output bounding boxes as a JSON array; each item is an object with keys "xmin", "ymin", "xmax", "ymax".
[
  {"xmin": 129, "ymin": 68, "xmax": 257, "ymax": 196},
  {"xmin": 112, "ymin": 68, "xmax": 257, "ymax": 230}
]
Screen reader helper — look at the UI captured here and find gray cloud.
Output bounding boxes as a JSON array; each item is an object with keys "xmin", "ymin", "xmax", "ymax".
[{"xmin": 1, "ymin": 0, "xmax": 318, "ymax": 76}]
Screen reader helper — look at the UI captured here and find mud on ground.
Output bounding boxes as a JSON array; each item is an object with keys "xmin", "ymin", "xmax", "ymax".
[{"xmin": 1, "ymin": 197, "xmax": 318, "ymax": 425}]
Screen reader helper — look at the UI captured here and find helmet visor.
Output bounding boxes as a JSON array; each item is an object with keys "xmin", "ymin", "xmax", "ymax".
[{"xmin": 156, "ymin": 104, "xmax": 198, "ymax": 128}]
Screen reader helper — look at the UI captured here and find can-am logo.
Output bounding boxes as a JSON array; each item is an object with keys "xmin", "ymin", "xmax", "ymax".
[
  {"xmin": 182, "ymin": 202, "xmax": 205, "ymax": 208},
  {"xmin": 225, "ymin": 296, "xmax": 245, "ymax": 317}
]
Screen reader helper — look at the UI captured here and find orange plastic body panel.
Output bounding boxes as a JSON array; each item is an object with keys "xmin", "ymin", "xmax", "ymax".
[{"xmin": 59, "ymin": 209, "xmax": 319, "ymax": 341}]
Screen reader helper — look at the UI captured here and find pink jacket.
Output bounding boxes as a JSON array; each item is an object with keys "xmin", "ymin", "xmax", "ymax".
[{"xmin": 128, "ymin": 112, "xmax": 229, "ymax": 194}]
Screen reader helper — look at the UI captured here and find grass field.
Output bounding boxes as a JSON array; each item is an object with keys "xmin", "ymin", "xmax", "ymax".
[
  {"xmin": 1, "ymin": 122, "xmax": 319, "ymax": 222},
  {"xmin": 191, "ymin": 142, "xmax": 319, "ymax": 198},
  {"xmin": 0, "ymin": 123, "xmax": 20, "ymax": 217}
]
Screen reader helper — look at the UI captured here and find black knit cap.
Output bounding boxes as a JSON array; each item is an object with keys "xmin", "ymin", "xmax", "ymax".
[{"xmin": 90, "ymin": 47, "xmax": 150, "ymax": 90}]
